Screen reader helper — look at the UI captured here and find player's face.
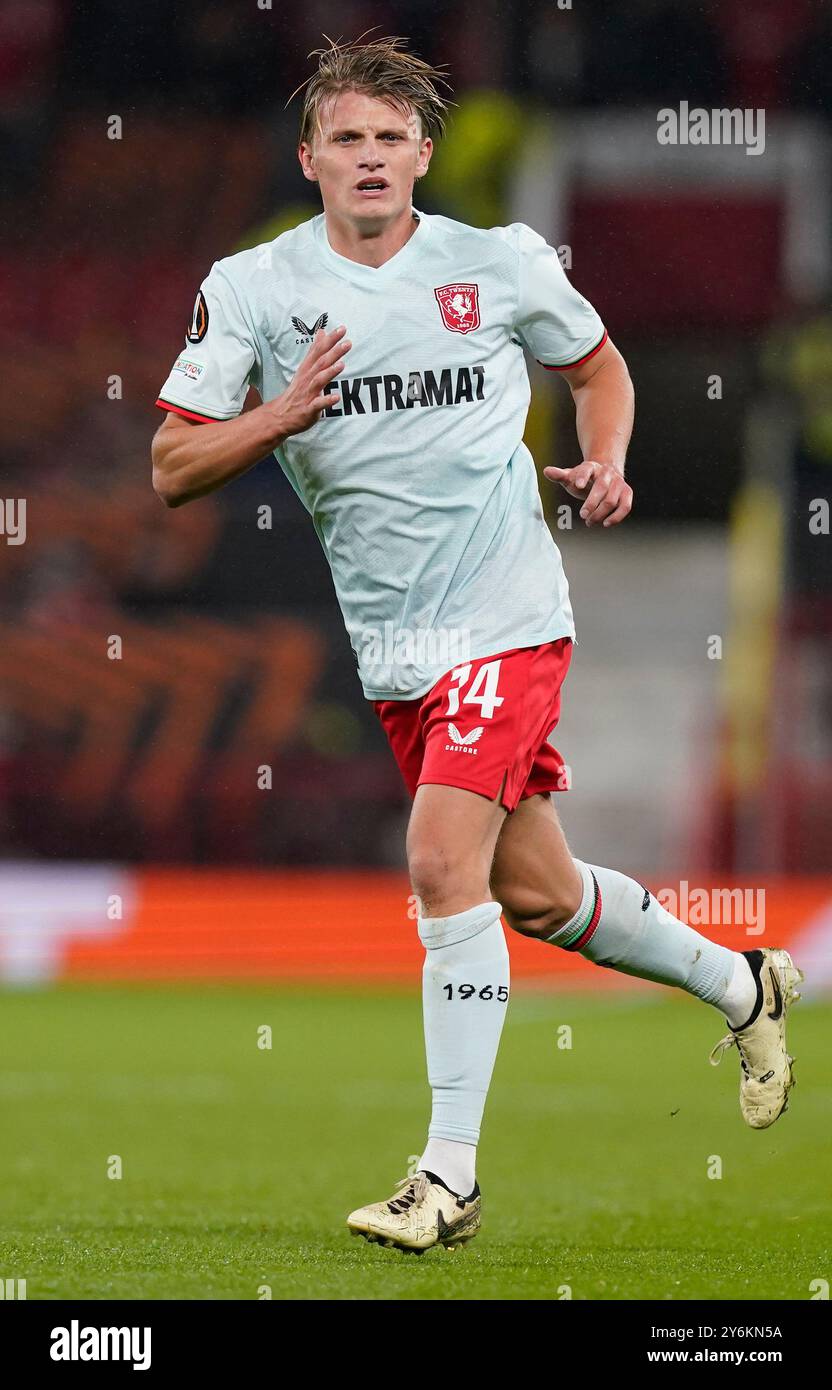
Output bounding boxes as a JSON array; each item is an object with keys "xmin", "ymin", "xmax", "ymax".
[{"xmin": 299, "ymin": 89, "xmax": 432, "ymax": 226}]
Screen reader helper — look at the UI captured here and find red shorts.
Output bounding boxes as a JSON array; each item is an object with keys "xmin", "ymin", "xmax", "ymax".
[{"xmin": 372, "ymin": 638, "xmax": 573, "ymax": 813}]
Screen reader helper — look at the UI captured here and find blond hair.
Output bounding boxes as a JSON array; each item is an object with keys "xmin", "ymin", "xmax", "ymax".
[{"xmin": 289, "ymin": 32, "xmax": 454, "ymax": 147}]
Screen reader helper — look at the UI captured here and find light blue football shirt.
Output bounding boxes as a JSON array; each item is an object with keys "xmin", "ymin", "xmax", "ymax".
[{"xmin": 157, "ymin": 209, "xmax": 606, "ymax": 699}]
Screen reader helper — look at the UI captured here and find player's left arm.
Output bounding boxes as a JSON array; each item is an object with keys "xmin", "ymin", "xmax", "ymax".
[
  {"xmin": 543, "ymin": 337, "xmax": 635, "ymax": 527},
  {"xmin": 508, "ymin": 221, "xmax": 635, "ymax": 528}
]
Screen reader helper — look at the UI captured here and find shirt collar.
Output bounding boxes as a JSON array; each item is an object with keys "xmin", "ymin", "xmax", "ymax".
[{"xmin": 316, "ymin": 208, "xmax": 430, "ymax": 285}]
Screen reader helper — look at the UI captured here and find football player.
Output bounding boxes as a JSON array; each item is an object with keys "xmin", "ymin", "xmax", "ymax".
[{"xmin": 151, "ymin": 36, "xmax": 803, "ymax": 1253}]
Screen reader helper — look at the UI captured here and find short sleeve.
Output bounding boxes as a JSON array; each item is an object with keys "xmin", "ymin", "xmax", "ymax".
[
  {"xmin": 156, "ymin": 261, "xmax": 258, "ymax": 421},
  {"xmin": 512, "ymin": 223, "xmax": 607, "ymax": 372}
]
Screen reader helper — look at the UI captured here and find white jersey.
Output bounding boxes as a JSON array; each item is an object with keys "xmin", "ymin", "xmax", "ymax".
[{"xmin": 156, "ymin": 210, "xmax": 606, "ymax": 699}]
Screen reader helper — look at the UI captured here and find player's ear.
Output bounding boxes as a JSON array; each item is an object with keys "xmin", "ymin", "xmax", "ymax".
[
  {"xmin": 298, "ymin": 143, "xmax": 319, "ymax": 183},
  {"xmin": 416, "ymin": 137, "xmax": 433, "ymax": 180}
]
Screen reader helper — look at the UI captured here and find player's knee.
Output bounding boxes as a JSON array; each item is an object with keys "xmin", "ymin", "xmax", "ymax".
[
  {"xmin": 500, "ymin": 890, "xmax": 579, "ymax": 941},
  {"xmin": 407, "ymin": 845, "xmax": 460, "ymax": 904},
  {"xmin": 407, "ymin": 843, "xmax": 487, "ymax": 911}
]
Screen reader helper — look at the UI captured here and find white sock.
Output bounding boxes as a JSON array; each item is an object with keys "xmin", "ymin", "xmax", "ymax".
[
  {"xmin": 417, "ymin": 899, "xmax": 509, "ymax": 1176},
  {"xmin": 419, "ymin": 1137, "xmax": 477, "ymax": 1197},
  {"xmin": 713, "ymin": 951, "xmax": 760, "ymax": 1029},
  {"xmin": 546, "ymin": 860, "xmax": 752, "ymax": 1019}
]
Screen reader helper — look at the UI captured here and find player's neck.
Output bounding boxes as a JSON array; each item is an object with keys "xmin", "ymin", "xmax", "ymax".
[{"xmin": 323, "ymin": 206, "xmax": 420, "ymax": 269}]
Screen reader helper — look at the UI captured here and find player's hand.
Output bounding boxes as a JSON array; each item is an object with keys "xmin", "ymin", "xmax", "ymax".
[
  {"xmin": 266, "ymin": 325, "xmax": 351, "ymax": 437},
  {"xmin": 543, "ymin": 461, "xmax": 633, "ymax": 527}
]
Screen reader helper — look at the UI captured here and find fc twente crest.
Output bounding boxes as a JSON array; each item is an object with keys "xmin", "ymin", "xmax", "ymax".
[{"xmin": 434, "ymin": 283, "xmax": 481, "ymax": 334}]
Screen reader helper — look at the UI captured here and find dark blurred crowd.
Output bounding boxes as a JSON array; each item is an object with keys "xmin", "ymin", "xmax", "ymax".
[
  {"xmin": 2, "ymin": 0, "xmax": 832, "ymax": 199},
  {"xmin": 2, "ymin": 0, "xmax": 830, "ymax": 868}
]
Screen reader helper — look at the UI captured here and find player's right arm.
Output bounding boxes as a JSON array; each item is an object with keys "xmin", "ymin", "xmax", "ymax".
[{"xmin": 152, "ymin": 326, "xmax": 350, "ymax": 508}]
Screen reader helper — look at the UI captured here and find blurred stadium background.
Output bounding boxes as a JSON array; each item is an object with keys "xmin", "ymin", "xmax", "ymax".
[
  {"xmin": 2, "ymin": 0, "xmax": 831, "ymax": 1303},
  {"xmin": 1, "ymin": 0, "xmax": 830, "ymax": 989}
]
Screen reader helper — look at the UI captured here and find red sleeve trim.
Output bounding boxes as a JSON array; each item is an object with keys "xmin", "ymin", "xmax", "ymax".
[
  {"xmin": 155, "ymin": 398, "xmax": 223, "ymax": 423},
  {"xmin": 538, "ymin": 329, "xmax": 608, "ymax": 373}
]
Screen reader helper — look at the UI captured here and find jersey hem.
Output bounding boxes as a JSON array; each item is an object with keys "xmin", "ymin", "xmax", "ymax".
[{"xmin": 360, "ymin": 624, "xmax": 576, "ymax": 702}]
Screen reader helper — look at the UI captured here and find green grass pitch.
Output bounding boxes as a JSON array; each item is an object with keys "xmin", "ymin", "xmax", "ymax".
[{"xmin": 0, "ymin": 983, "xmax": 828, "ymax": 1300}]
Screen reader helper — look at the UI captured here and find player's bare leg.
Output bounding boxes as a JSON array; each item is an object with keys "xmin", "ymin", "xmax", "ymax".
[
  {"xmin": 347, "ymin": 780, "xmax": 509, "ymax": 1250},
  {"xmin": 491, "ymin": 792, "xmax": 803, "ymax": 1129}
]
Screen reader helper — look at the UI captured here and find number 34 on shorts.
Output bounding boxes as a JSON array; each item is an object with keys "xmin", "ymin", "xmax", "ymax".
[{"xmin": 371, "ymin": 638, "xmax": 574, "ymax": 813}]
